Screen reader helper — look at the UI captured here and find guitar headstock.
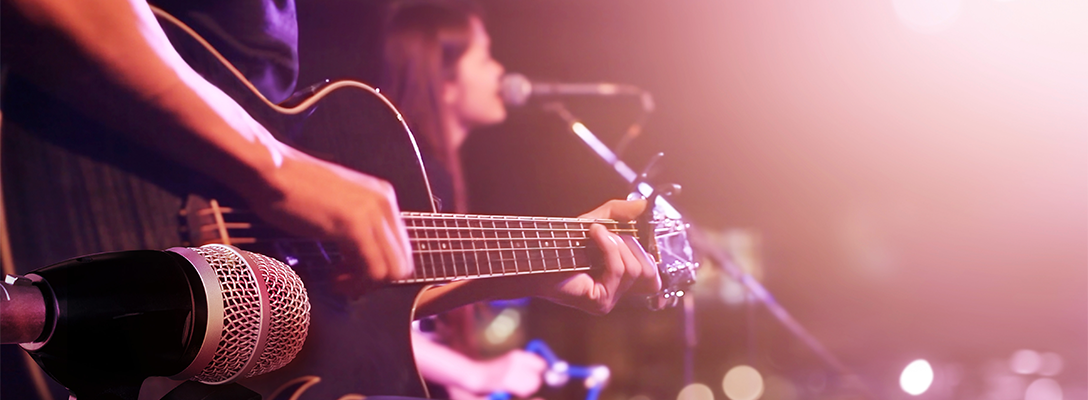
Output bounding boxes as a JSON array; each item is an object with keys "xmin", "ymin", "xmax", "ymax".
[{"xmin": 634, "ymin": 186, "xmax": 699, "ymax": 310}]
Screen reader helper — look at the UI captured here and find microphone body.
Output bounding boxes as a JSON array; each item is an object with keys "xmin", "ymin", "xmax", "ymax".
[
  {"xmin": 0, "ymin": 245, "xmax": 310, "ymax": 400},
  {"xmin": 501, "ymin": 73, "xmax": 645, "ymax": 107}
]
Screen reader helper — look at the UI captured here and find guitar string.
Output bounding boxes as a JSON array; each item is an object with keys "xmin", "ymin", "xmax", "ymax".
[{"xmin": 284, "ymin": 249, "xmax": 593, "ymax": 277}]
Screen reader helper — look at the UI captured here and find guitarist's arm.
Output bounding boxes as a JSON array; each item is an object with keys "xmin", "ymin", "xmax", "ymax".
[
  {"xmin": 416, "ymin": 200, "xmax": 663, "ymax": 317},
  {"xmin": 1, "ymin": 0, "xmax": 411, "ymax": 281}
]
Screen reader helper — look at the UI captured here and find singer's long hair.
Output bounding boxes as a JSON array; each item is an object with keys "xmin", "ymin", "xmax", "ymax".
[
  {"xmin": 378, "ymin": 0, "xmax": 487, "ymax": 362},
  {"xmin": 379, "ymin": 0, "xmax": 483, "ymax": 212}
]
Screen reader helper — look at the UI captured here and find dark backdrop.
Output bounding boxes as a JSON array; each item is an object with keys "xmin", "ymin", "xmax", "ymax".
[{"xmin": 296, "ymin": 1, "xmax": 1088, "ymax": 399}]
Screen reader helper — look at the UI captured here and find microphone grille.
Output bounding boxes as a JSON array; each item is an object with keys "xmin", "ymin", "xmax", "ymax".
[
  {"xmin": 186, "ymin": 245, "xmax": 309, "ymax": 384},
  {"xmin": 500, "ymin": 73, "xmax": 532, "ymax": 107},
  {"xmin": 244, "ymin": 250, "xmax": 310, "ymax": 378}
]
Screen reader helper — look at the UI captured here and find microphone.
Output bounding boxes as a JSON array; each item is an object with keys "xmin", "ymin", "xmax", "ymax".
[
  {"xmin": 501, "ymin": 73, "xmax": 649, "ymax": 108},
  {"xmin": 1, "ymin": 244, "xmax": 310, "ymax": 398}
]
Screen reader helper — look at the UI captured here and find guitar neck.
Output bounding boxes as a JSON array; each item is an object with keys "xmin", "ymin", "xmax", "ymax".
[
  {"xmin": 197, "ymin": 206, "xmax": 637, "ymax": 284},
  {"xmin": 397, "ymin": 212, "xmax": 633, "ymax": 284}
]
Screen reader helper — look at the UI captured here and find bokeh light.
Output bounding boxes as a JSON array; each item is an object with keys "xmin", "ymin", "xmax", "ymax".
[
  {"xmin": 1011, "ymin": 349, "xmax": 1043, "ymax": 375},
  {"xmin": 677, "ymin": 383, "xmax": 715, "ymax": 400},
  {"xmin": 483, "ymin": 308, "xmax": 521, "ymax": 344},
  {"xmin": 900, "ymin": 359, "xmax": 934, "ymax": 395},
  {"xmin": 722, "ymin": 365, "xmax": 764, "ymax": 400},
  {"xmin": 1025, "ymin": 378, "xmax": 1063, "ymax": 400}
]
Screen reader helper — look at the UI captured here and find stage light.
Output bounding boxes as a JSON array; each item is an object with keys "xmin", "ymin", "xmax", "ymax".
[
  {"xmin": 1025, "ymin": 378, "xmax": 1063, "ymax": 400},
  {"xmin": 1039, "ymin": 352, "xmax": 1064, "ymax": 376},
  {"xmin": 483, "ymin": 307, "xmax": 521, "ymax": 344},
  {"xmin": 1011, "ymin": 349, "xmax": 1043, "ymax": 375},
  {"xmin": 677, "ymin": 383, "xmax": 715, "ymax": 400},
  {"xmin": 899, "ymin": 359, "xmax": 934, "ymax": 396},
  {"xmin": 722, "ymin": 365, "xmax": 764, "ymax": 400}
]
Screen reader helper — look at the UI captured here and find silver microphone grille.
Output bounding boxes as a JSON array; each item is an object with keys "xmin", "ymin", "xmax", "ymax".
[
  {"xmin": 170, "ymin": 244, "xmax": 310, "ymax": 384},
  {"xmin": 244, "ymin": 250, "xmax": 310, "ymax": 378},
  {"xmin": 500, "ymin": 72, "xmax": 532, "ymax": 107}
]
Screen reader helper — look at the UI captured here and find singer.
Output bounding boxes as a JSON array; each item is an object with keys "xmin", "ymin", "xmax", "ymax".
[
  {"xmin": 0, "ymin": 0, "xmax": 658, "ymax": 399},
  {"xmin": 378, "ymin": 2, "xmax": 545, "ymax": 399}
]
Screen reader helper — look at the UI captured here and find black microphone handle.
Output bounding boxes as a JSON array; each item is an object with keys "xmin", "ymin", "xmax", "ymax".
[{"xmin": 22, "ymin": 250, "xmax": 208, "ymax": 400}]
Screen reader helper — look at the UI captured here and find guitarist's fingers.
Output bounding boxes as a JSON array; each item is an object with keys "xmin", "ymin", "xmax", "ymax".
[
  {"xmin": 354, "ymin": 226, "xmax": 389, "ymax": 281},
  {"xmin": 588, "ymin": 223, "xmax": 640, "ymax": 314},
  {"xmin": 382, "ymin": 213, "xmax": 413, "ymax": 279},
  {"xmin": 578, "ymin": 199, "xmax": 647, "ymax": 221},
  {"xmin": 621, "ymin": 235, "xmax": 663, "ymax": 294}
]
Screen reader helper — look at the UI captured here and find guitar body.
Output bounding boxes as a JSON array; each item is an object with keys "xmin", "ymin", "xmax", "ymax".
[
  {"xmin": 162, "ymin": 11, "xmax": 442, "ymax": 400},
  {"xmin": 1, "ymin": 9, "xmax": 438, "ymax": 400}
]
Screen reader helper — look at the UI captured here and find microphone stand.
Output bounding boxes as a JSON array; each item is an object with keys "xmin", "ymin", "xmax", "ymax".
[{"xmin": 541, "ymin": 102, "xmax": 870, "ymax": 397}]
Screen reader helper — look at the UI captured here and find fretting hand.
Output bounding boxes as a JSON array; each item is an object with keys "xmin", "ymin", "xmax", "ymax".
[{"xmin": 529, "ymin": 199, "xmax": 662, "ymax": 314}]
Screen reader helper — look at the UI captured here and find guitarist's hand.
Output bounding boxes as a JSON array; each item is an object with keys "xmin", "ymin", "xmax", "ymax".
[
  {"xmin": 254, "ymin": 147, "xmax": 413, "ymax": 281},
  {"xmin": 535, "ymin": 199, "xmax": 663, "ymax": 314},
  {"xmin": 415, "ymin": 199, "xmax": 660, "ymax": 316}
]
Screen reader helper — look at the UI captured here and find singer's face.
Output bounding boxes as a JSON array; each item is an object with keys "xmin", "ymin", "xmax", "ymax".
[{"xmin": 445, "ymin": 17, "xmax": 506, "ymax": 137}]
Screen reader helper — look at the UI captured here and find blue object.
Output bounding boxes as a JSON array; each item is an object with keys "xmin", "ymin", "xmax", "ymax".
[{"xmin": 490, "ymin": 340, "xmax": 610, "ymax": 400}]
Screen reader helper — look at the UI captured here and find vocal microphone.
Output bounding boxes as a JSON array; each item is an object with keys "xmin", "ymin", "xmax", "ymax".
[
  {"xmin": 0, "ymin": 244, "xmax": 310, "ymax": 400},
  {"xmin": 501, "ymin": 73, "xmax": 650, "ymax": 108}
]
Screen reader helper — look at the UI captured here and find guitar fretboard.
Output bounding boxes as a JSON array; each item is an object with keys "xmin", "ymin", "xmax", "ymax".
[
  {"xmin": 207, "ymin": 211, "xmax": 637, "ymax": 284},
  {"xmin": 397, "ymin": 212, "xmax": 633, "ymax": 283}
]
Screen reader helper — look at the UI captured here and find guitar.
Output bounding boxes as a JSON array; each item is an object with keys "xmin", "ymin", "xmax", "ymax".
[{"xmin": 0, "ymin": 7, "xmax": 697, "ymax": 400}]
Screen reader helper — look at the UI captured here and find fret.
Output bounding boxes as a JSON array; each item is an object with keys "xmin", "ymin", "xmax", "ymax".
[
  {"xmin": 570, "ymin": 221, "xmax": 578, "ymax": 271},
  {"xmin": 457, "ymin": 215, "xmax": 471, "ymax": 278},
  {"xmin": 523, "ymin": 218, "xmax": 535, "ymax": 273},
  {"xmin": 468, "ymin": 217, "xmax": 480, "ymax": 277},
  {"xmin": 426, "ymin": 217, "xmax": 438, "ymax": 280},
  {"xmin": 549, "ymin": 221, "xmax": 559, "ymax": 271},
  {"xmin": 446, "ymin": 216, "xmax": 457, "ymax": 278},
  {"xmin": 506, "ymin": 219, "xmax": 518, "ymax": 275},
  {"xmin": 533, "ymin": 220, "xmax": 545, "ymax": 271},
  {"xmin": 440, "ymin": 216, "xmax": 453, "ymax": 278},
  {"xmin": 483, "ymin": 218, "xmax": 493, "ymax": 276}
]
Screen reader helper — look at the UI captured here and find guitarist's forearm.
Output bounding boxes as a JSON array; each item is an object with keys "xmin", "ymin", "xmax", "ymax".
[{"xmin": 1, "ymin": 0, "xmax": 284, "ymax": 200}]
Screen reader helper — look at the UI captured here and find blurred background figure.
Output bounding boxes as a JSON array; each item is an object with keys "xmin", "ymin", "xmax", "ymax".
[{"xmin": 379, "ymin": 1, "xmax": 546, "ymax": 398}]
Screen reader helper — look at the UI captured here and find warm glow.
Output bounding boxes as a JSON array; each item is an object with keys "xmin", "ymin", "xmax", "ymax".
[
  {"xmin": 722, "ymin": 365, "xmax": 764, "ymax": 400},
  {"xmin": 483, "ymin": 308, "xmax": 521, "ymax": 344},
  {"xmin": 677, "ymin": 383, "xmax": 715, "ymax": 400},
  {"xmin": 1025, "ymin": 378, "xmax": 1063, "ymax": 400},
  {"xmin": 1011, "ymin": 349, "xmax": 1043, "ymax": 374},
  {"xmin": 900, "ymin": 359, "xmax": 934, "ymax": 396}
]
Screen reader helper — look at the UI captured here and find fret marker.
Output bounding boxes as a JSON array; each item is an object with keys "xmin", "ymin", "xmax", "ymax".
[
  {"xmin": 420, "ymin": 244, "xmax": 427, "ymax": 249},
  {"xmin": 441, "ymin": 243, "xmax": 447, "ymax": 249}
]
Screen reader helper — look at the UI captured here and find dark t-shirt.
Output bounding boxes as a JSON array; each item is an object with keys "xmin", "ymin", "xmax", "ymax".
[{"xmin": 150, "ymin": 0, "xmax": 299, "ymax": 103}]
